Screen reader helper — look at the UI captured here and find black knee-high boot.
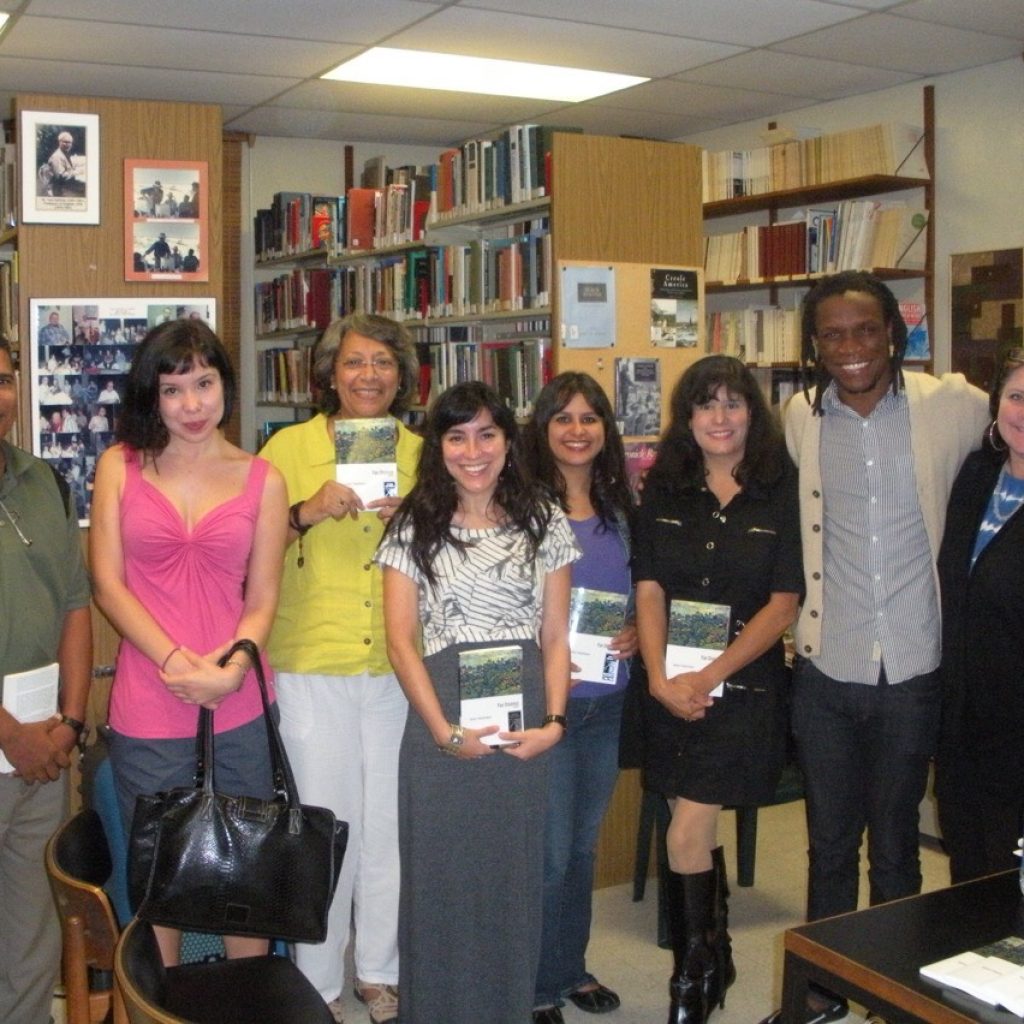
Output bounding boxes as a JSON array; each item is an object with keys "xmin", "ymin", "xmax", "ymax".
[
  {"xmin": 704, "ymin": 846, "xmax": 736, "ymax": 1010},
  {"xmin": 665, "ymin": 868, "xmax": 717, "ymax": 1024}
]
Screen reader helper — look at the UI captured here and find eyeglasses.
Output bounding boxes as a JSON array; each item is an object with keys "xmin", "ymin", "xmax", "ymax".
[
  {"xmin": 0, "ymin": 496, "xmax": 31, "ymax": 546},
  {"xmin": 338, "ymin": 357, "xmax": 399, "ymax": 374}
]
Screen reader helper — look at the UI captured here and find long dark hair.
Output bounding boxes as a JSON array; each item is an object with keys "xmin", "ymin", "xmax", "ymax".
[
  {"xmin": 524, "ymin": 371, "xmax": 633, "ymax": 529},
  {"xmin": 646, "ymin": 355, "xmax": 784, "ymax": 497},
  {"xmin": 799, "ymin": 270, "xmax": 908, "ymax": 415},
  {"xmin": 117, "ymin": 318, "xmax": 235, "ymax": 455},
  {"xmin": 389, "ymin": 381, "xmax": 552, "ymax": 586}
]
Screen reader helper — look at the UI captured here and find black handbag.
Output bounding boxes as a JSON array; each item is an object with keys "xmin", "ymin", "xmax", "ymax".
[{"xmin": 128, "ymin": 639, "xmax": 348, "ymax": 942}]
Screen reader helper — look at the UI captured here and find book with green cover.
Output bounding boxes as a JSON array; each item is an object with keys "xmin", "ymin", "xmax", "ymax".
[
  {"xmin": 459, "ymin": 645, "xmax": 524, "ymax": 747},
  {"xmin": 333, "ymin": 416, "xmax": 398, "ymax": 505},
  {"xmin": 568, "ymin": 588, "xmax": 628, "ymax": 685},
  {"xmin": 665, "ymin": 599, "xmax": 730, "ymax": 698}
]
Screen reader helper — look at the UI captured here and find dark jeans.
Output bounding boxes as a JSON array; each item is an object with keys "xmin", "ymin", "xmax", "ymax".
[
  {"xmin": 791, "ymin": 659, "xmax": 939, "ymax": 922},
  {"xmin": 534, "ymin": 691, "xmax": 624, "ymax": 1008}
]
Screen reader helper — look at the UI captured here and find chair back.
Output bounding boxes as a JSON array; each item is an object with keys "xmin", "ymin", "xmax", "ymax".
[
  {"xmin": 46, "ymin": 807, "xmax": 125, "ymax": 1024},
  {"xmin": 115, "ymin": 917, "xmax": 192, "ymax": 1024}
]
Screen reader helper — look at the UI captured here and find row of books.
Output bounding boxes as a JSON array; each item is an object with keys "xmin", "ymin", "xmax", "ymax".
[
  {"xmin": 414, "ymin": 318, "xmax": 552, "ymax": 416},
  {"xmin": 0, "ymin": 252, "xmax": 18, "ymax": 344},
  {"xmin": 256, "ymin": 345, "xmax": 314, "ymax": 406},
  {"xmin": 703, "ymin": 121, "xmax": 929, "ymax": 202},
  {"xmin": 706, "ymin": 306, "xmax": 801, "ymax": 365},
  {"xmin": 706, "ymin": 299, "xmax": 930, "ymax": 366},
  {"xmin": 254, "ymin": 223, "xmax": 552, "ymax": 334},
  {"xmin": 704, "ymin": 200, "xmax": 927, "ymax": 284}
]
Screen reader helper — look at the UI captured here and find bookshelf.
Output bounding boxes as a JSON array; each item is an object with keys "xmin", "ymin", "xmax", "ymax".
[
  {"xmin": 248, "ymin": 130, "xmax": 704, "ymax": 444},
  {"xmin": 702, "ymin": 85, "xmax": 935, "ymax": 382}
]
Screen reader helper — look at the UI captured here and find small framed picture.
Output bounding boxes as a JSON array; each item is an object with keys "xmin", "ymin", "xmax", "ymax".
[
  {"xmin": 21, "ymin": 110, "xmax": 100, "ymax": 225},
  {"xmin": 124, "ymin": 159, "xmax": 209, "ymax": 282}
]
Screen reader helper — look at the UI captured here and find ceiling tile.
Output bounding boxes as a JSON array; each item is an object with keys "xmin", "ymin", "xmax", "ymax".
[
  {"xmin": 385, "ymin": 7, "xmax": 744, "ymax": 76},
  {"xmin": 19, "ymin": 0, "xmax": 441, "ymax": 42},
  {"xmin": 460, "ymin": 0, "xmax": 864, "ymax": 47},
  {"xmin": 5, "ymin": 16, "xmax": 356, "ymax": 78},
  {"xmin": 595, "ymin": 79, "xmax": 810, "ymax": 123},
  {"xmin": 0, "ymin": 55, "xmax": 297, "ymax": 107},
  {"xmin": 224, "ymin": 105, "xmax": 495, "ymax": 145},
  {"xmin": 893, "ymin": 0, "xmax": 1024, "ymax": 39},
  {"xmin": 773, "ymin": 12, "xmax": 1024, "ymax": 74},
  {"xmin": 675, "ymin": 49, "xmax": 920, "ymax": 99},
  {"xmin": 534, "ymin": 102, "xmax": 722, "ymax": 140}
]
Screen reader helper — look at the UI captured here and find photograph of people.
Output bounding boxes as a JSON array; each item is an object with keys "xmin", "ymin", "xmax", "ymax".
[
  {"xmin": 936, "ymin": 346, "xmax": 1024, "ymax": 883},
  {"xmin": 89, "ymin": 318, "xmax": 288, "ymax": 965},
  {"xmin": 377, "ymin": 380, "xmax": 578, "ymax": 1024},
  {"xmin": 524, "ymin": 372, "xmax": 636, "ymax": 1024},
  {"xmin": 259, "ymin": 313, "xmax": 422, "ymax": 1022},
  {"xmin": 37, "ymin": 128, "xmax": 86, "ymax": 198},
  {"xmin": 634, "ymin": 355, "xmax": 801, "ymax": 1024}
]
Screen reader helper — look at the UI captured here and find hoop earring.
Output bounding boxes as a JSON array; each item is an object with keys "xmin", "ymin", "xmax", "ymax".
[{"xmin": 988, "ymin": 420, "xmax": 1008, "ymax": 452}]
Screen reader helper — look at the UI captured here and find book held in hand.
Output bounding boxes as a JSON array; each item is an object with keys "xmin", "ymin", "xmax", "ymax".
[
  {"xmin": 569, "ymin": 587, "xmax": 628, "ymax": 685},
  {"xmin": 459, "ymin": 645, "xmax": 524, "ymax": 748},
  {"xmin": 665, "ymin": 600, "xmax": 730, "ymax": 698},
  {"xmin": 334, "ymin": 417, "xmax": 398, "ymax": 505},
  {"xmin": 1, "ymin": 662, "xmax": 59, "ymax": 774}
]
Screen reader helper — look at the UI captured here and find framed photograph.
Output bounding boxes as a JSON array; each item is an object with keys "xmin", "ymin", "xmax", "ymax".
[
  {"xmin": 29, "ymin": 297, "xmax": 217, "ymax": 524},
  {"xmin": 21, "ymin": 110, "xmax": 100, "ymax": 224},
  {"xmin": 124, "ymin": 159, "xmax": 208, "ymax": 282}
]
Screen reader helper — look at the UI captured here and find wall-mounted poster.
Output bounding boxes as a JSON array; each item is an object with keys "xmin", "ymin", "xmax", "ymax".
[
  {"xmin": 29, "ymin": 297, "xmax": 217, "ymax": 524},
  {"xmin": 560, "ymin": 264, "xmax": 616, "ymax": 349},
  {"xmin": 951, "ymin": 248, "xmax": 1023, "ymax": 393},
  {"xmin": 21, "ymin": 110, "xmax": 100, "ymax": 224},
  {"xmin": 124, "ymin": 159, "xmax": 208, "ymax": 282},
  {"xmin": 650, "ymin": 268, "xmax": 700, "ymax": 348},
  {"xmin": 614, "ymin": 357, "xmax": 661, "ymax": 437}
]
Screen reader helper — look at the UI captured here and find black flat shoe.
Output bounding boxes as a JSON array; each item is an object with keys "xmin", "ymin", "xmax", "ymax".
[
  {"xmin": 533, "ymin": 1007, "xmax": 564, "ymax": 1024},
  {"xmin": 568, "ymin": 984, "xmax": 621, "ymax": 1014}
]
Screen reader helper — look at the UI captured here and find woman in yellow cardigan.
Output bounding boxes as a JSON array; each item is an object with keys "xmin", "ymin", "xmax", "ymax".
[{"xmin": 260, "ymin": 313, "xmax": 422, "ymax": 1024}]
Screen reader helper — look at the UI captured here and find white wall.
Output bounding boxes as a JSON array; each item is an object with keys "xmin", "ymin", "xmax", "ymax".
[{"xmin": 682, "ymin": 58, "xmax": 1024, "ymax": 373}]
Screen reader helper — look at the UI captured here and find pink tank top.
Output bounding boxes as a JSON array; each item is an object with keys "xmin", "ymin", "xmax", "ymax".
[{"xmin": 108, "ymin": 448, "xmax": 275, "ymax": 739}]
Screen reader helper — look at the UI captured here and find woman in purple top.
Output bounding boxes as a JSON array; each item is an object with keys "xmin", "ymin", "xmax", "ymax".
[{"xmin": 525, "ymin": 372, "xmax": 637, "ymax": 1024}]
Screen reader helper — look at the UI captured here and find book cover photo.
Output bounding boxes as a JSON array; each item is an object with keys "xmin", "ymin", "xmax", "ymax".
[
  {"xmin": 334, "ymin": 416, "xmax": 398, "ymax": 505},
  {"xmin": 569, "ymin": 588, "xmax": 629, "ymax": 685},
  {"xmin": 459, "ymin": 645, "xmax": 525, "ymax": 747},
  {"xmin": 665, "ymin": 599, "xmax": 730, "ymax": 698},
  {"xmin": 650, "ymin": 267, "xmax": 700, "ymax": 348}
]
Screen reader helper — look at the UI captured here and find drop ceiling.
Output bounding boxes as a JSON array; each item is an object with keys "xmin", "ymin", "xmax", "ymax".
[{"xmin": 0, "ymin": 0, "xmax": 1020, "ymax": 145}]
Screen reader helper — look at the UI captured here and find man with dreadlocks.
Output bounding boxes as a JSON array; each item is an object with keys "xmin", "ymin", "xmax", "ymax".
[{"xmin": 763, "ymin": 272, "xmax": 988, "ymax": 1024}]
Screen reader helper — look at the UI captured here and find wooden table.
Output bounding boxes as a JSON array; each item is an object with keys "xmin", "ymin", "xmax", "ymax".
[{"xmin": 782, "ymin": 870, "xmax": 1024, "ymax": 1024}]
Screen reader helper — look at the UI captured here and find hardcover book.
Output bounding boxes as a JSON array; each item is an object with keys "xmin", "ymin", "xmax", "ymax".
[
  {"xmin": 459, "ymin": 645, "xmax": 525, "ymax": 747},
  {"xmin": 666, "ymin": 600, "xmax": 730, "ymax": 698},
  {"xmin": 568, "ymin": 588, "xmax": 629, "ymax": 685},
  {"xmin": 333, "ymin": 417, "xmax": 398, "ymax": 505}
]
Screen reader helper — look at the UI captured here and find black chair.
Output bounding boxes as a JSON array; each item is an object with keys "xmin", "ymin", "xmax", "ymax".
[{"xmin": 115, "ymin": 917, "xmax": 334, "ymax": 1024}]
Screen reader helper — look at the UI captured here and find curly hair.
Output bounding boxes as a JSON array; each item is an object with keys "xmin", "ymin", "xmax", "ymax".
[
  {"xmin": 312, "ymin": 313, "xmax": 418, "ymax": 416},
  {"xmin": 646, "ymin": 355, "xmax": 785, "ymax": 497},
  {"xmin": 524, "ymin": 371, "xmax": 633, "ymax": 530},
  {"xmin": 388, "ymin": 381, "xmax": 552, "ymax": 587},
  {"xmin": 799, "ymin": 270, "xmax": 908, "ymax": 415},
  {"xmin": 117, "ymin": 318, "xmax": 235, "ymax": 455}
]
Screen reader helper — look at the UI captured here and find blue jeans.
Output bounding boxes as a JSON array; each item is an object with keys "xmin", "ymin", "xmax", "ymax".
[
  {"xmin": 534, "ymin": 691, "xmax": 625, "ymax": 1008},
  {"xmin": 791, "ymin": 659, "xmax": 939, "ymax": 922}
]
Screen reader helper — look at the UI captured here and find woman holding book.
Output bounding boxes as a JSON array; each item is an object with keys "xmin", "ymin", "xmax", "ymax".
[
  {"xmin": 524, "ymin": 372, "xmax": 636, "ymax": 1024},
  {"xmin": 377, "ymin": 380, "xmax": 578, "ymax": 1024},
  {"xmin": 936, "ymin": 347, "xmax": 1024, "ymax": 884},
  {"xmin": 259, "ymin": 313, "xmax": 421, "ymax": 1020},
  {"xmin": 634, "ymin": 355, "xmax": 801, "ymax": 1024},
  {"xmin": 90, "ymin": 318, "xmax": 289, "ymax": 964}
]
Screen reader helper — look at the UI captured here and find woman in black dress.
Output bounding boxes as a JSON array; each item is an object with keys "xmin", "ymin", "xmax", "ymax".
[{"xmin": 634, "ymin": 356, "xmax": 802, "ymax": 1024}]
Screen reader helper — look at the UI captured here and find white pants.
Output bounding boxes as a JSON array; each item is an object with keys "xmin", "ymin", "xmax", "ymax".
[{"xmin": 276, "ymin": 671, "xmax": 407, "ymax": 1002}]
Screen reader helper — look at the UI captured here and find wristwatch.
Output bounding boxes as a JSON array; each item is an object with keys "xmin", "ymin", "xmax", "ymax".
[
  {"xmin": 542, "ymin": 713, "xmax": 568, "ymax": 731},
  {"xmin": 438, "ymin": 722, "xmax": 465, "ymax": 755},
  {"xmin": 58, "ymin": 714, "xmax": 88, "ymax": 744}
]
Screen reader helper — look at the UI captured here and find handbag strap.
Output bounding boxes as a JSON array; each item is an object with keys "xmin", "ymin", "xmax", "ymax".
[{"xmin": 192, "ymin": 640, "xmax": 303, "ymax": 812}]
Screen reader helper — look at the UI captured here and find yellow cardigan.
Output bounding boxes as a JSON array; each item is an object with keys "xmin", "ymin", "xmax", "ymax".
[{"xmin": 261, "ymin": 414, "xmax": 422, "ymax": 676}]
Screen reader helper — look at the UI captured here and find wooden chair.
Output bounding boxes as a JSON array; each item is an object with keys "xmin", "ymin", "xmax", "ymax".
[
  {"xmin": 115, "ymin": 917, "xmax": 334, "ymax": 1024},
  {"xmin": 45, "ymin": 808, "xmax": 128, "ymax": 1024}
]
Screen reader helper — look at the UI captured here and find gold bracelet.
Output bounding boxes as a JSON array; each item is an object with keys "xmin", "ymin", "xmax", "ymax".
[{"xmin": 225, "ymin": 658, "xmax": 247, "ymax": 673}]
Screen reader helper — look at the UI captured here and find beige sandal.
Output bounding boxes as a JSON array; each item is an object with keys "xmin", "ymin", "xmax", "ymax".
[{"xmin": 354, "ymin": 979, "xmax": 399, "ymax": 1024}]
